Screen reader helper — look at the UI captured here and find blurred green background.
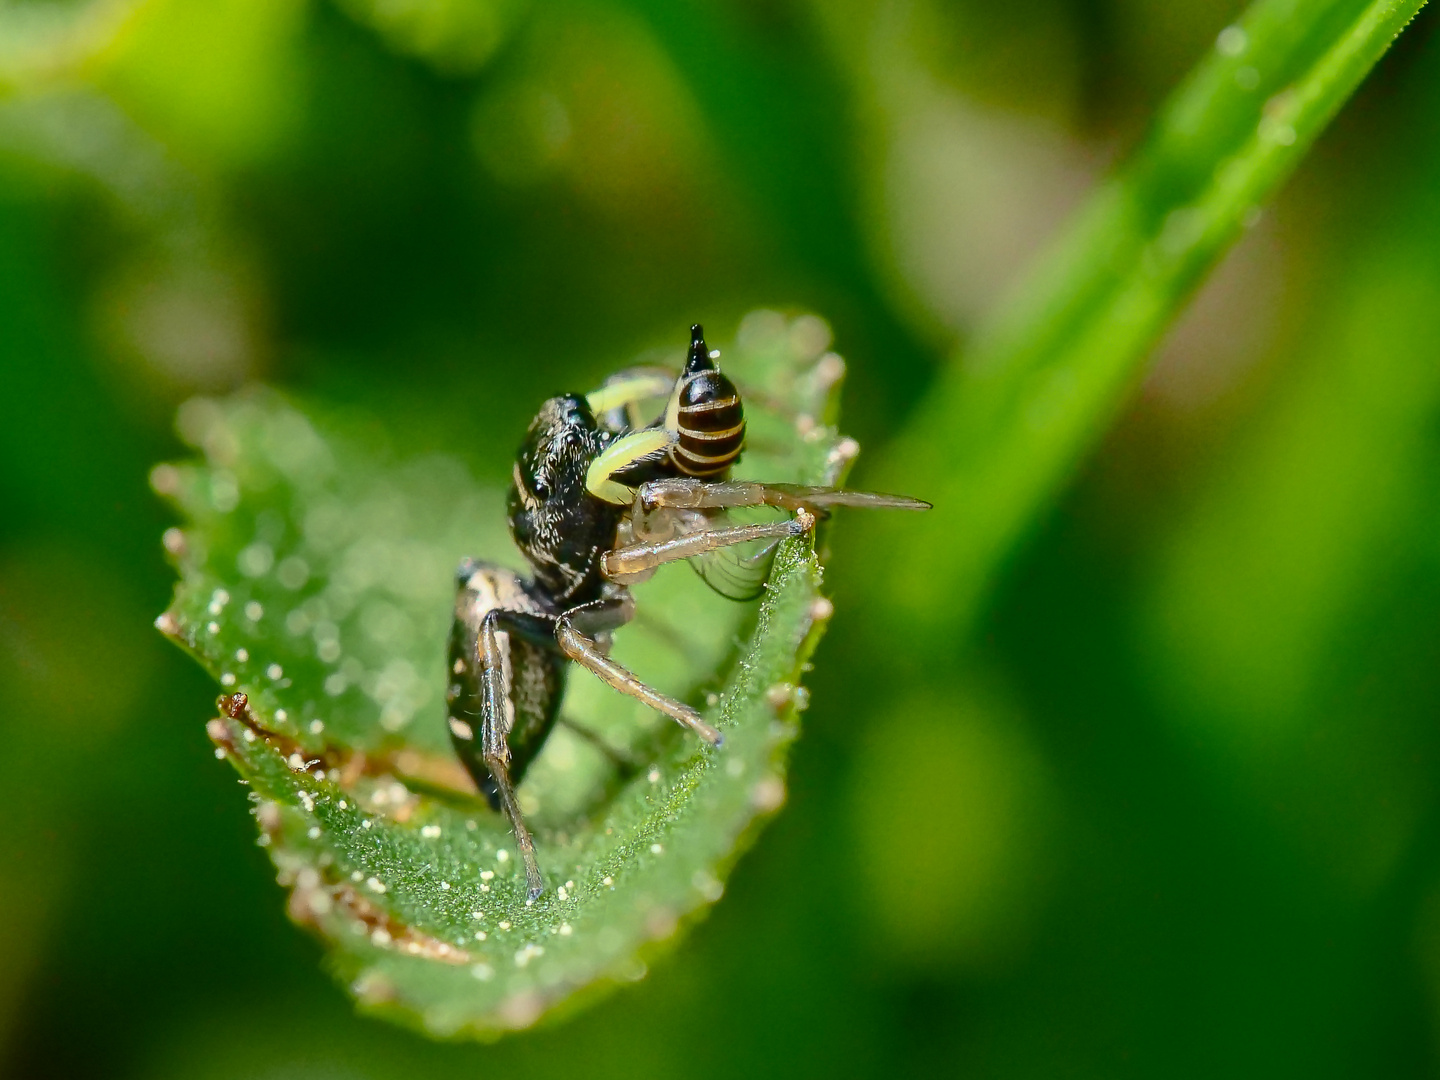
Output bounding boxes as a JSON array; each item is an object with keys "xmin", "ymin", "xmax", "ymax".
[{"xmin": 4, "ymin": 0, "xmax": 1440, "ymax": 1076}]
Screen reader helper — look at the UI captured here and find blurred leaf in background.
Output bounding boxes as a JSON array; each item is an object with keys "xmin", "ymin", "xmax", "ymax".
[{"xmin": 4, "ymin": 0, "xmax": 1440, "ymax": 1077}]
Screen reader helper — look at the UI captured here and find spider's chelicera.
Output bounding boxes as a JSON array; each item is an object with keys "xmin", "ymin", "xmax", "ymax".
[{"xmin": 446, "ymin": 325, "xmax": 928, "ymax": 899}]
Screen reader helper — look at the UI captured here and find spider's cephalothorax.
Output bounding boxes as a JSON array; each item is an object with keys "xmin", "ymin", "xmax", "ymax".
[
  {"xmin": 507, "ymin": 394, "xmax": 623, "ymax": 607},
  {"xmin": 447, "ymin": 324, "xmax": 930, "ymax": 900}
]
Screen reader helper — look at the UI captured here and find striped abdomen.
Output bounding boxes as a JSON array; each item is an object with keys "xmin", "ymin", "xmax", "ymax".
[{"xmin": 671, "ymin": 368, "xmax": 745, "ymax": 477}]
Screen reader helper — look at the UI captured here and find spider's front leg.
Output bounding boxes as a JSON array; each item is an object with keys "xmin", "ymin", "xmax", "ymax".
[
  {"xmin": 455, "ymin": 602, "xmax": 558, "ymax": 902},
  {"xmin": 555, "ymin": 594, "xmax": 723, "ymax": 747},
  {"xmin": 478, "ymin": 610, "xmax": 555, "ymax": 904}
]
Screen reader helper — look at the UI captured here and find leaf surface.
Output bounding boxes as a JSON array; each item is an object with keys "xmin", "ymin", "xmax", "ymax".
[{"xmin": 154, "ymin": 312, "xmax": 860, "ymax": 1035}]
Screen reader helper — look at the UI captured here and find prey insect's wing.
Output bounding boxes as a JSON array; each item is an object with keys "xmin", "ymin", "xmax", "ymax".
[
  {"xmin": 688, "ymin": 534, "xmax": 782, "ymax": 601},
  {"xmin": 679, "ymin": 506, "xmax": 785, "ymax": 601}
]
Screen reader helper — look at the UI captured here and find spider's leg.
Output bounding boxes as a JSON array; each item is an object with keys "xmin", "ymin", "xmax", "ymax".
[
  {"xmin": 636, "ymin": 477, "xmax": 930, "ymax": 514},
  {"xmin": 602, "ymin": 511, "xmax": 815, "ymax": 583},
  {"xmin": 585, "ymin": 428, "xmax": 676, "ymax": 505},
  {"xmin": 586, "ymin": 367, "xmax": 676, "ymax": 422},
  {"xmin": 555, "ymin": 595, "xmax": 724, "ymax": 747},
  {"xmin": 474, "ymin": 607, "xmax": 553, "ymax": 901}
]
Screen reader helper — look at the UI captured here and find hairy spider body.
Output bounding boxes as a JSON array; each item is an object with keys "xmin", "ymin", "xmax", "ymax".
[{"xmin": 446, "ymin": 325, "xmax": 928, "ymax": 899}]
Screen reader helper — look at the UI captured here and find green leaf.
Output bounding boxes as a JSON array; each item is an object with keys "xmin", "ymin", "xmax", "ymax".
[
  {"xmin": 153, "ymin": 311, "xmax": 861, "ymax": 1036},
  {"xmin": 858, "ymin": 0, "xmax": 1429, "ymax": 643}
]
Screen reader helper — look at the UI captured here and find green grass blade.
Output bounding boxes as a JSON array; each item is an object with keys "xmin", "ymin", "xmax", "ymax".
[{"xmin": 859, "ymin": 0, "xmax": 1429, "ymax": 641}]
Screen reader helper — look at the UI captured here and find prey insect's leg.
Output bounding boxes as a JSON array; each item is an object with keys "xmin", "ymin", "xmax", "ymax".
[
  {"xmin": 636, "ymin": 478, "xmax": 931, "ymax": 514},
  {"xmin": 555, "ymin": 596, "xmax": 724, "ymax": 747},
  {"xmin": 603, "ymin": 511, "xmax": 815, "ymax": 582},
  {"xmin": 476, "ymin": 608, "xmax": 551, "ymax": 901}
]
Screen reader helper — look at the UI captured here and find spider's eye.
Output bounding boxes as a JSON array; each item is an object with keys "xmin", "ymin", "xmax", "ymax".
[{"xmin": 531, "ymin": 476, "xmax": 551, "ymax": 501}]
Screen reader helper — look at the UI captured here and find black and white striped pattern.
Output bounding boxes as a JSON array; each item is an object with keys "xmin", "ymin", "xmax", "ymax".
[{"xmin": 671, "ymin": 368, "xmax": 745, "ymax": 477}]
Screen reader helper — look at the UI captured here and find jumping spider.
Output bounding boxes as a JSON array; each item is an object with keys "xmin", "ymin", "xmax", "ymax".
[{"xmin": 446, "ymin": 325, "xmax": 928, "ymax": 898}]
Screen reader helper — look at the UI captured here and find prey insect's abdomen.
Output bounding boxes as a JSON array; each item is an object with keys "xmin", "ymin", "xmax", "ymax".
[{"xmin": 670, "ymin": 325, "xmax": 745, "ymax": 478}]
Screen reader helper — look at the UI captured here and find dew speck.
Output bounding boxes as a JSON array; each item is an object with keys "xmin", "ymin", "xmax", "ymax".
[
  {"xmin": 220, "ymin": 672, "xmax": 236, "ymax": 687},
  {"xmin": 275, "ymin": 555, "xmax": 309, "ymax": 590},
  {"xmin": 309, "ymin": 719, "xmax": 324, "ymax": 734},
  {"xmin": 1216, "ymin": 24, "xmax": 1248, "ymax": 56},
  {"xmin": 650, "ymin": 843, "xmax": 663, "ymax": 855},
  {"xmin": 237, "ymin": 542, "xmax": 274, "ymax": 577},
  {"xmin": 752, "ymin": 775, "xmax": 786, "ymax": 811},
  {"xmin": 267, "ymin": 663, "xmax": 284, "ymax": 679},
  {"xmin": 559, "ymin": 923, "xmax": 572, "ymax": 936},
  {"xmin": 235, "ymin": 647, "xmax": 249, "ymax": 663},
  {"xmin": 150, "ymin": 463, "xmax": 180, "ymax": 495},
  {"xmin": 210, "ymin": 474, "xmax": 239, "ymax": 512},
  {"xmin": 244, "ymin": 601, "xmax": 264, "ymax": 621}
]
